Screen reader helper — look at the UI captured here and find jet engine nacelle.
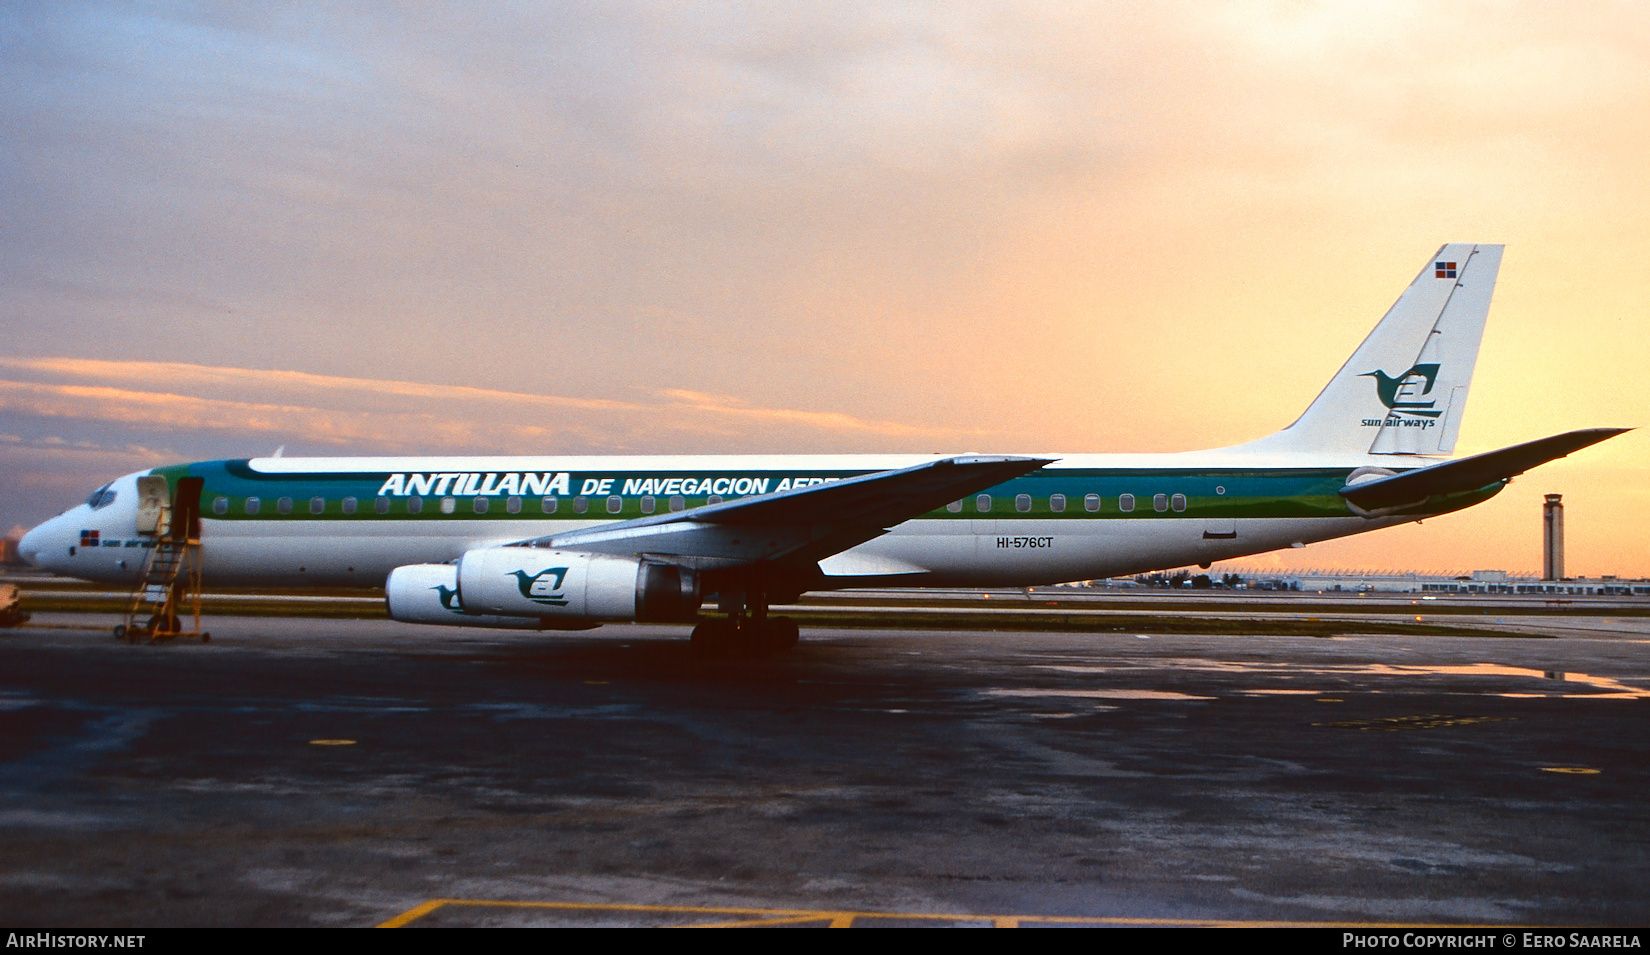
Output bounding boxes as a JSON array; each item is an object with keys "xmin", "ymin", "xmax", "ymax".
[
  {"xmin": 455, "ymin": 548, "xmax": 702, "ymax": 623},
  {"xmin": 385, "ymin": 562, "xmax": 595, "ymax": 629}
]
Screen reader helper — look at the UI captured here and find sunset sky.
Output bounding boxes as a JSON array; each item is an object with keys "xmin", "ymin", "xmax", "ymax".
[{"xmin": 3, "ymin": 2, "xmax": 1646, "ymax": 576}]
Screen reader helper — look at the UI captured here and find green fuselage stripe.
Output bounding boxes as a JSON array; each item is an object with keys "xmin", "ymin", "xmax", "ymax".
[{"xmin": 156, "ymin": 460, "xmax": 1502, "ymax": 524}]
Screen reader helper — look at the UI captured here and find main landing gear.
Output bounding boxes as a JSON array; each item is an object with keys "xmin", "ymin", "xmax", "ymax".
[{"xmin": 689, "ymin": 615, "xmax": 800, "ymax": 660}]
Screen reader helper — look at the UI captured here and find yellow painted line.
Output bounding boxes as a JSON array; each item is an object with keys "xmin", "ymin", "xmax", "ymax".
[
  {"xmin": 689, "ymin": 915, "xmax": 839, "ymax": 928},
  {"xmin": 379, "ymin": 898, "xmax": 449, "ymax": 928},
  {"xmin": 1543, "ymin": 767, "xmax": 1601, "ymax": 774},
  {"xmin": 309, "ymin": 739, "xmax": 356, "ymax": 746},
  {"xmin": 376, "ymin": 898, "xmax": 1523, "ymax": 929}
]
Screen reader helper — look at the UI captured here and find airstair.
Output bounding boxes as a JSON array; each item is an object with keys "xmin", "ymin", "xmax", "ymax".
[{"xmin": 119, "ymin": 475, "xmax": 208, "ymax": 643}]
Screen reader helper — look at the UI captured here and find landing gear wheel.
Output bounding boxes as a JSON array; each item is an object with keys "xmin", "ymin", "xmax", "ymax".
[
  {"xmin": 734, "ymin": 619, "xmax": 774, "ymax": 660},
  {"xmin": 693, "ymin": 616, "xmax": 795, "ymax": 659},
  {"xmin": 690, "ymin": 619, "xmax": 735, "ymax": 659},
  {"xmin": 768, "ymin": 616, "xmax": 799, "ymax": 652}
]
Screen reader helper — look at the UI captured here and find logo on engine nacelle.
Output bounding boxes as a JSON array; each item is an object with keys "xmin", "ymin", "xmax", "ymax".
[
  {"xmin": 432, "ymin": 584, "xmax": 466, "ymax": 614},
  {"xmin": 510, "ymin": 567, "xmax": 570, "ymax": 606}
]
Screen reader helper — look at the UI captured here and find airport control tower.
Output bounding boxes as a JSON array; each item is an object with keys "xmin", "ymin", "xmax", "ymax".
[{"xmin": 1543, "ymin": 494, "xmax": 1565, "ymax": 581}]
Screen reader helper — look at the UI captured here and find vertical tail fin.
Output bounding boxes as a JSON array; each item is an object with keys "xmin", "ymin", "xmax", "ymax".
[{"xmin": 1240, "ymin": 243, "xmax": 1503, "ymax": 457}]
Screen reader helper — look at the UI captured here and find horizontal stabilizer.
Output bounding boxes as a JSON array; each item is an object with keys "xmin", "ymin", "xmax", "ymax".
[{"xmin": 1339, "ymin": 428, "xmax": 1631, "ymax": 511}]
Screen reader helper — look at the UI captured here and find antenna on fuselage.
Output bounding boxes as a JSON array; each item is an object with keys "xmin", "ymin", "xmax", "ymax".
[{"xmin": 271, "ymin": 446, "xmax": 285, "ymax": 458}]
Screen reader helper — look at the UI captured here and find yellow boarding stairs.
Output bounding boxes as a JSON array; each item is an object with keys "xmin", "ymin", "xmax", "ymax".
[{"xmin": 118, "ymin": 475, "xmax": 208, "ymax": 644}]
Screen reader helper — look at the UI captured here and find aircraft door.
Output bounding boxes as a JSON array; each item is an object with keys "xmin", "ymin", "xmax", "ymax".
[
  {"xmin": 172, "ymin": 477, "xmax": 204, "ymax": 542},
  {"xmin": 135, "ymin": 476, "xmax": 169, "ymax": 534}
]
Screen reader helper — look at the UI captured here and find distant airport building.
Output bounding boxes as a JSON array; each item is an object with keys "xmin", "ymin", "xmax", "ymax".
[
  {"xmin": 1096, "ymin": 567, "xmax": 1650, "ymax": 596},
  {"xmin": 1214, "ymin": 567, "xmax": 1649, "ymax": 596},
  {"xmin": 1543, "ymin": 494, "xmax": 1565, "ymax": 581}
]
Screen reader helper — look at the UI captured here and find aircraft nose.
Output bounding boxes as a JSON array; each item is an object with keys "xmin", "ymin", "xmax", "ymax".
[{"xmin": 17, "ymin": 524, "xmax": 45, "ymax": 567}]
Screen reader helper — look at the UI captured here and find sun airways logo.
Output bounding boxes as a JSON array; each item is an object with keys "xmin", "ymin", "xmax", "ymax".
[
  {"xmin": 1360, "ymin": 362, "xmax": 1443, "ymax": 419},
  {"xmin": 510, "ymin": 567, "xmax": 570, "ymax": 607}
]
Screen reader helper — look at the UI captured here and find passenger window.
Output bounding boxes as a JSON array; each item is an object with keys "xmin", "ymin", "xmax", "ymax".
[
  {"xmin": 1084, "ymin": 493, "xmax": 1100, "ymax": 512},
  {"xmin": 606, "ymin": 495, "xmax": 622, "ymax": 514},
  {"xmin": 473, "ymin": 496, "xmax": 488, "ymax": 514},
  {"xmin": 212, "ymin": 497, "xmax": 228, "ymax": 515},
  {"xmin": 309, "ymin": 497, "xmax": 325, "ymax": 515},
  {"xmin": 342, "ymin": 497, "xmax": 357, "ymax": 515},
  {"xmin": 246, "ymin": 497, "xmax": 261, "ymax": 515},
  {"xmin": 375, "ymin": 497, "xmax": 390, "ymax": 514},
  {"xmin": 407, "ymin": 497, "xmax": 423, "ymax": 514},
  {"xmin": 1050, "ymin": 494, "xmax": 1065, "ymax": 513},
  {"xmin": 1153, "ymin": 493, "xmax": 1168, "ymax": 512},
  {"xmin": 707, "ymin": 494, "xmax": 723, "ymax": 505},
  {"xmin": 440, "ymin": 496, "xmax": 456, "ymax": 514},
  {"xmin": 1015, "ymin": 493, "xmax": 1031, "ymax": 513},
  {"xmin": 947, "ymin": 500, "xmax": 963, "ymax": 513},
  {"xmin": 506, "ymin": 496, "xmax": 521, "ymax": 514},
  {"xmin": 1171, "ymin": 493, "xmax": 1187, "ymax": 512},
  {"xmin": 640, "ymin": 495, "xmax": 656, "ymax": 514},
  {"xmin": 277, "ymin": 497, "xmax": 292, "ymax": 515},
  {"xmin": 573, "ymin": 496, "xmax": 588, "ymax": 514},
  {"xmin": 1118, "ymin": 494, "xmax": 1134, "ymax": 512},
  {"xmin": 976, "ymin": 494, "xmax": 992, "ymax": 512},
  {"xmin": 542, "ymin": 496, "xmax": 558, "ymax": 514},
  {"xmin": 669, "ymin": 495, "xmax": 685, "ymax": 512}
]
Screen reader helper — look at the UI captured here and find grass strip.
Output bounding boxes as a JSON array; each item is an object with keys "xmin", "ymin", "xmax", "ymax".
[
  {"xmin": 795, "ymin": 596, "xmax": 1650, "ymax": 617},
  {"xmin": 778, "ymin": 609, "xmax": 1547, "ymax": 639}
]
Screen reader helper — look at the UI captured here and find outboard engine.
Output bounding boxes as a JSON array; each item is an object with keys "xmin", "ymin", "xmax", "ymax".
[
  {"xmin": 386, "ymin": 562, "xmax": 595, "ymax": 629},
  {"xmin": 386, "ymin": 549, "xmax": 701, "ymax": 629}
]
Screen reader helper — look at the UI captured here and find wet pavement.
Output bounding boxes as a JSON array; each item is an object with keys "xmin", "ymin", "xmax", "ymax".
[{"xmin": 2, "ymin": 615, "xmax": 1649, "ymax": 926}]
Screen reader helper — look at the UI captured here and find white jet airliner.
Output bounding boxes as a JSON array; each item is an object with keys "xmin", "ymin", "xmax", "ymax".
[{"xmin": 18, "ymin": 244, "xmax": 1627, "ymax": 654}]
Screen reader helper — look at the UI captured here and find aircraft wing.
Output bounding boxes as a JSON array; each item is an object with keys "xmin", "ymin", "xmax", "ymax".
[
  {"xmin": 1340, "ymin": 428, "xmax": 1630, "ymax": 511},
  {"xmin": 510, "ymin": 454, "xmax": 1054, "ymax": 568}
]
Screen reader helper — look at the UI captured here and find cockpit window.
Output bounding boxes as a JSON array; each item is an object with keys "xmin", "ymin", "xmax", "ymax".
[{"xmin": 86, "ymin": 485, "xmax": 117, "ymax": 510}]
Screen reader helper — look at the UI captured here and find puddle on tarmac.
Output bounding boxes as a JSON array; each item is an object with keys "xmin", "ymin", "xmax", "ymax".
[
  {"xmin": 1032, "ymin": 662, "xmax": 1650, "ymax": 699},
  {"xmin": 985, "ymin": 688, "xmax": 1215, "ymax": 701}
]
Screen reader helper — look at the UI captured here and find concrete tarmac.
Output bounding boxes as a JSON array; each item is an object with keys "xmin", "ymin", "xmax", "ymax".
[{"xmin": 2, "ymin": 615, "xmax": 1649, "ymax": 927}]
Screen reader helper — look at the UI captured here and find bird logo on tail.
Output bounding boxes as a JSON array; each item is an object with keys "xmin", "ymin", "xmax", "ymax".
[{"xmin": 1360, "ymin": 363, "xmax": 1443, "ymax": 418}]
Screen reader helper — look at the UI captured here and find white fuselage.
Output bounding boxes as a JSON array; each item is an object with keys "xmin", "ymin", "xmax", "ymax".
[{"xmin": 20, "ymin": 450, "xmax": 1447, "ymax": 590}]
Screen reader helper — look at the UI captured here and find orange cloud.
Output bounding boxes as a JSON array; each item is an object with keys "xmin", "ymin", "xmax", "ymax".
[{"xmin": 0, "ymin": 359, "xmax": 994, "ymax": 449}]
